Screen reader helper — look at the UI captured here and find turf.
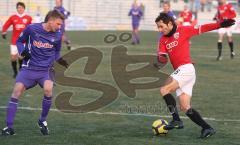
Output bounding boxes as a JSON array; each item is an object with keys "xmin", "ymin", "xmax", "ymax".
[{"xmin": 0, "ymin": 31, "xmax": 239, "ymax": 145}]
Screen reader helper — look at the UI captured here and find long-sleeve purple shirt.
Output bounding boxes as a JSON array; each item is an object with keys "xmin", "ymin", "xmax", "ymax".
[
  {"xmin": 16, "ymin": 23, "xmax": 62, "ymax": 70},
  {"xmin": 128, "ymin": 7, "xmax": 143, "ymax": 25}
]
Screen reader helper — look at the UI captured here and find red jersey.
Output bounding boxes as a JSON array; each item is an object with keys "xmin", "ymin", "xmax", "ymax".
[
  {"xmin": 2, "ymin": 14, "xmax": 32, "ymax": 45},
  {"xmin": 159, "ymin": 23, "xmax": 220, "ymax": 70},
  {"xmin": 215, "ymin": 3, "xmax": 236, "ymax": 21},
  {"xmin": 179, "ymin": 10, "xmax": 192, "ymax": 23}
]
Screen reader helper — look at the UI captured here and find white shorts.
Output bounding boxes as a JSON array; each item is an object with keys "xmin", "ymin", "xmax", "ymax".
[
  {"xmin": 170, "ymin": 63, "xmax": 196, "ymax": 97},
  {"xmin": 218, "ymin": 27, "xmax": 232, "ymax": 37},
  {"xmin": 182, "ymin": 22, "xmax": 191, "ymax": 26},
  {"xmin": 10, "ymin": 45, "xmax": 18, "ymax": 55}
]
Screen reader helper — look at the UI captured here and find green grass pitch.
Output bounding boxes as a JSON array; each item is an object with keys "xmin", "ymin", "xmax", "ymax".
[{"xmin": 0, "ymin": 31, "xmax": 240, "ymax": 145}]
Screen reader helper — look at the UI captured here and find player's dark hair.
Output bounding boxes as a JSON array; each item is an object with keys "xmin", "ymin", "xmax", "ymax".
[
  {"xmin": 155, "ymin": 13, "xmax": 177, "ymax": 37},
  {"xmin": 44, "ymin": 9, "xmax": 65, "ymax": 22},
  {"xmin": 155, "ymin": 12, "xmax": 175, "ymax": 25},
  {"xmin": 163, "ymin": 1, "xmax": 170, "ymax": 6},
  {"xmin": 16, "ymin": 2, "xmax": 25, "ymax": 9}
]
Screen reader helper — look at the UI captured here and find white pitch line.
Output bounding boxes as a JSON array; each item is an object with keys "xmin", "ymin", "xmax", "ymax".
[{"xmin": 0, "ymin": 106, "xmax": 240, "ymax": 122}]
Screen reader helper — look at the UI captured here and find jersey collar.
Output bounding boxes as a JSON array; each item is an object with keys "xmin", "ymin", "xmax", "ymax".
[{"xmin": 16, "ymin": 13, "xmax": 26, "ymax": 17}]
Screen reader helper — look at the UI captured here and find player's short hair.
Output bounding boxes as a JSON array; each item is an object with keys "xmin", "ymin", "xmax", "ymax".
[
  {"xmin": 163, "ymin": 1, "xmax": 170, "ymax": 6},
  {"xmin": 16, "ymin": 2, "xmax": 25, "ymax": 9},
  {"xmin": 155, "ymin": 12, "xmax": 175, "ymax": 25},
  {"xmin": 44, "ymin": 9, "xmax": 65, "ymax": 22}
]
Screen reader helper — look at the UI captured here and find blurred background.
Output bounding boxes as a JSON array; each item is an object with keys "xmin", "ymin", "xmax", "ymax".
[{"xmin": 0, "ymin": 0, "xmax": 239, "ymax": 31}]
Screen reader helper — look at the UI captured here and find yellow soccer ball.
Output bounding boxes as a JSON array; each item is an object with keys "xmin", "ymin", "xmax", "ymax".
[{"xmin": 152, "ymin": 119, "xmax": 168, "ymax": 136}]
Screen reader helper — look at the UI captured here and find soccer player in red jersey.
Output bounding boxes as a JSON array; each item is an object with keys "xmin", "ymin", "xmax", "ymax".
[
  {"xmin": 214, "ymin": 0, "xmax": 236, "ymax": 60},
  {"xmin": 155, "ymin": 13, "xmax": 235, "ymax": 138},
  {"xmin": 179, "ymin": 5, "xmax": 193, "ymax": 26},
  {"xmin": 1, "ymin": 2, "xmax": 32, "ymax": 78}
]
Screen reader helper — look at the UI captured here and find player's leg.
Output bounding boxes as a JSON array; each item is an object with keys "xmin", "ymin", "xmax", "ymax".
[
  {"xmin": 160, "ymin": 77, "xmax": 183, "ymax": 129},
  {"xmin": 40, "ymin": 80, "xmax": 53, "ymax": 123},
  {"xmin": 134, "ymin": 27, "xmax": 140, "ymax": 44},
  {"xmin": 2, "ymin": 69, "xmax": 37, "ymax": 136},
  {"xmin": 10, "ymin": 45, "xmax": 19, "ymax": 78},
  {"xmin": 226, "ymin": 29, "xmax": 235, "ymax": 59},
  {"xmin": 2, "ymin": 82, "xmax": 25, "ymax": 136},
  {"xmin": 179, "ymin": 93, "xmax": 215, "ymax": 138},
  {"xmin": 217, "ymin": 29, "xmax": 224, "ymax": 61},
  {"xmin": 131, "ymin": 24, "xmax": 137, "ymax": 45},
  {"xmin": 38, "ymin": 76, "xmax": 54, "ymax": 135}
]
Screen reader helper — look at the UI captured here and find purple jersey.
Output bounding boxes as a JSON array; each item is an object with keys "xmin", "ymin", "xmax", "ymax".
[
  {"xmin": 166, "ymin": 11, "xmax": 177, "ymax": 20},
  {"xmin": 54, "ymin": 6, "xmax": 70, "ymax": 19},
  {"xmin": 128, "ymin": 7, "xmax": 143, "ymax": 25},
  {"xmin": 16, "ymin": 23, "xmax": 62, "ymax": 70}
]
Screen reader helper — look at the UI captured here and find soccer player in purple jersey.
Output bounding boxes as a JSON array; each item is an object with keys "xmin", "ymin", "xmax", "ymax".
[
  {"xmin": 2, "ymin": 10, "xmax": 68, "ymax": 136},
  {"xmin": 54, "ymin": 0, "xmax": 71, "ymax": 50},
  {"xmin": 128, "ymin": 1, "xmax": 143, "ymax": 45}
]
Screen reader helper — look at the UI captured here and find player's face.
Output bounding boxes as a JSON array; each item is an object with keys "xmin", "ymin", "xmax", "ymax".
[
  {"xmin": 218, "ymin": 0, "xmax": 226, "ymax": 5},
  {"xmin": 49, "ymin": 18, "xmax": 63, "ymax": 32},
  {"xmin": 163, "ymin": 4, "xmax": 170, "ymax": 12},
  {"xmin": 56, "ymin": 0, "xmax": 62, "ymax": 7},
  {"xmin": 17, "ymin": 5, "xmax": 25, "ymax": 14},
  {"xmin": 156, "ymin": 20, "xmax": 173, "ymax": 35}
]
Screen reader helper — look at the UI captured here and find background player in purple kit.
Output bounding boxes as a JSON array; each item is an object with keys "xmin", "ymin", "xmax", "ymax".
[
  {"xmin": 54, "ymin": 0, "xmax": 71, "ymax": 50},
  {"xmin": 128, "ymin": 1, "xmax": 143, "ymax": 45},
  {"xmin": 2, "ymin": 10, "xmax": 68, "ymax": 136}
]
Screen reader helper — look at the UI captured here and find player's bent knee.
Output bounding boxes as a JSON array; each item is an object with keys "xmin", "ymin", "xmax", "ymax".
[
  {"xmin": 180, "ymin": 105, "xmax": 191, "ymax": 112},
  {"xmin": 44, "ymin": 88, "xmax": 53, "ymax": 97},
  {"xmin": 11, "ymin": 55, "xmax": 18, "ymax": 61},
  {"xmin": 12, "ymin": 83, "xmax": 25, "ymax": 98},
  {"xmin": 160, "ymin": 87, "xmax": 169, "ymax": 96},
  {"xmin": 12, "ymin": 91, "xmax": 22, "ymax": 99}
]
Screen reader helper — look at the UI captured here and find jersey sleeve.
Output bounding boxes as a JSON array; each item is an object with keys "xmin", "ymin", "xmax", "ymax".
[
  {"xmin": 54, "ymin": 39, "xmax": 62, "ymax": 60},
  {"xmin": 184, "ymin": 22, "xmax": 220, "ymax": 38},
  {"xmin": 158, "ymin": 39, "xmax": 167, "ymax": 56},
  {"xmin": 2, "ymin": 16, "xmax": 13, "ymax": 33},
  {"xmin": 228, "ymin": 4, "xmax": 236, "ymax": 19},
  {"xmin": 128, "ymin": 9, "xmax": 132, "ymax": 16},
  {"xmin": 16, "ymin": 25, "xmax": 31, "ymax": 54},
  {"xmin": 28, "ymin": 16, "xmax": 33, "ymax": 24}
]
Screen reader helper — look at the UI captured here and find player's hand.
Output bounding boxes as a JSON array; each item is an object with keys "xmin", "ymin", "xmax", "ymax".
[
  {"xmin": 153, "ymin": 62, "xmax": 164, "ymax": 69},
  {"xmin": 220, "ymin": 19, "xmax": 235, "ymax": 28},
  {"xmin": 57, "ymin": 58, "xmax": 69, "ymax": 68},
  {"xmin": 2, "ymin": 33, "xmax": 7, "ymax": 39},
  {"xmin": 21, "ymin": 49, "xmax": 31, "ymax": 61}
]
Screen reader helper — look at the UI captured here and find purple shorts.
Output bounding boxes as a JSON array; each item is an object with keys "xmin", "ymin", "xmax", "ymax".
[
  {"xmin": 132, "ymin": 23, "xmax": 139, "ymax": 29},
  {"xmin": 16, "ymin": 68, "xmax": 54, "ymax": 90}
]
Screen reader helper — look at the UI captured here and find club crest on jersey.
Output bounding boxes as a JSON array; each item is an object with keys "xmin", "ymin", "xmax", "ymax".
[
  {"xmin": 174, "ymin": 32, "xmax": 179, "ymax": 39},
  {"xmin": 33, "ymin": 40, "xmax": 54, "ymax": 48},
  {"xmin": 23, "ymin": 19, "xmax": 28, "ymax": 23}
]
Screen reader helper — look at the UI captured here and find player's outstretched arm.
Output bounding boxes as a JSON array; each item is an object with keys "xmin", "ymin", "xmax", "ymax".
[
  {"xmin": 189, "ymin": 19, "xmax": 236, "ymax": 36},
  {"xmin": 1, "ymin": 16, "xmax": 13, "ymax": 40}
]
